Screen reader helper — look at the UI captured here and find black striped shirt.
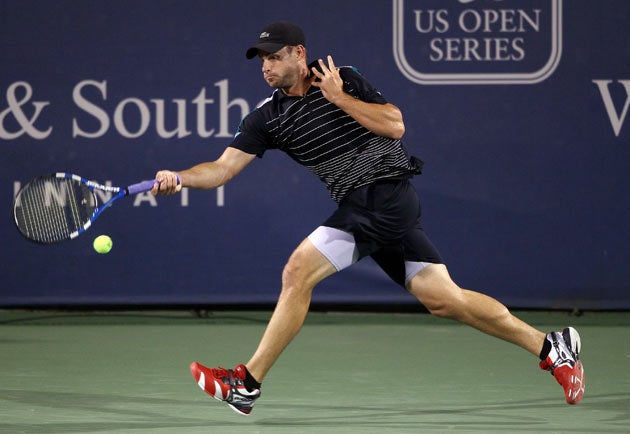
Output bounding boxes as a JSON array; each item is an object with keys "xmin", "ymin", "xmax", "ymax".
[{"xmin": 230, "ymin": 67, "xmax": 420, "ymax": 203}]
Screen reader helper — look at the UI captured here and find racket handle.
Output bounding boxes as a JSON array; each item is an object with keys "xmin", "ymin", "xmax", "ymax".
[{"xmin": 127, "ymin": 180, "xmax": 158, "ymax": 195}]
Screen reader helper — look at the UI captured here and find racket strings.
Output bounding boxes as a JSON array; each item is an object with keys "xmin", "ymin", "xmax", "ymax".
[
  {"xmin": 14, "ymin": 177, "xmax": 97, "ymax": 243},
  {"xmin": 65, "ymin": 180, "xmax": 83, "ymax": 233}
]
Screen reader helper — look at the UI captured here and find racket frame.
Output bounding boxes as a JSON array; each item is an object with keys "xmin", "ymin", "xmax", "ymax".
[{"xmin": 13, "ymin": 172, "xmax": 158, "ymax": 243}]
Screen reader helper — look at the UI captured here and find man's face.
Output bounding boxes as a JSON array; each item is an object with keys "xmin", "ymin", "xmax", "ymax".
[{"xmin": 258, "ymin": 46, "xmax": 301, "ymax": 89}]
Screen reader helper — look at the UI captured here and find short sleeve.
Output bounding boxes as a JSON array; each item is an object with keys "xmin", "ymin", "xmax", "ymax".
[{"xmin": 229, "ymin": 109, "xmax": 270, "ymax": 158}]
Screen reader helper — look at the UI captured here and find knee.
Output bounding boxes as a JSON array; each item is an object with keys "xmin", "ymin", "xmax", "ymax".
[
  {"xmin": 410, "ymin": 281, "xmax": 465, "ymax": 319},
  {"xmin": 281, "ymin": 260, "xmax": 302, "ymax": 290},
  {"xmin": 281, "ymin": 248, "xmax": 315, "ymax": 293},
  {"xmin": 420, "ymin": 295, "xmax": 462, "ymax": 319},
  {"xmin": 407, "ymin": 265, "xmax": 466, "ymax": 319},
  {"xmin": 279, "ymin": 238, "xmax": 336, "ymax": 297}
]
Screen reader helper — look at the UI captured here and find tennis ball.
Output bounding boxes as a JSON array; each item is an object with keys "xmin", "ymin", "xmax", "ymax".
[{"xmin": 93, "ymin": 235, "xmax": 113, "ymax": 254}]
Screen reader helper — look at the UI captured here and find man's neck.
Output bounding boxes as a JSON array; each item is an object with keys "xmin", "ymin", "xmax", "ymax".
[{"xmin": 281, "ymin": 77, "xmax": 313, "ymax": 97}]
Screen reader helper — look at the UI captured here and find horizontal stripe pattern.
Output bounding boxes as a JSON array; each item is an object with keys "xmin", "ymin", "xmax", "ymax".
[{"xmin": 264, "ymin": 87, "xmax": 415, "ymax": 202}]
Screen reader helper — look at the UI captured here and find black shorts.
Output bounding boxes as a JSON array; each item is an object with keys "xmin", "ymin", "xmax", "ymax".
[{"xmin": 321, "ymin": 179, "xmax": 443, "ymax": 286}]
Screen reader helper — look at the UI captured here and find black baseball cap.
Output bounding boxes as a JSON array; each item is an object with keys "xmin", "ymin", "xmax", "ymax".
[{"xmin": 246, "ymin": 22, "xmax": 306, "ymax": 59}]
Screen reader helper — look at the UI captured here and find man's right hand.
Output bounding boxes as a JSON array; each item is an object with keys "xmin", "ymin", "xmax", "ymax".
[{"xmin": 151, "ymin": 170, "xmax": 182, "ymax": 195}]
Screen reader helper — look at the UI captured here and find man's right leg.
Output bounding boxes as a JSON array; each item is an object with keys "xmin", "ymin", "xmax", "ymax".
[
  {"xmin": 190, "ymin": 235, "xmax": 338, "ymax": 415},
  {"xmin": 246, "ymin": 237, "xmax": 338, "ymax": 382}
]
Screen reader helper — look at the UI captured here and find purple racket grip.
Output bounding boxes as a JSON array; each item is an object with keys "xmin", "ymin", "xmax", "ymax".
[{"xmin": 126, "ymin": 180, "xmax": 158, "ymax": 195}]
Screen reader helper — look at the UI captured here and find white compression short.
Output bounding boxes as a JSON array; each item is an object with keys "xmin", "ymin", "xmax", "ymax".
[{"xmin": 307, "ymin": 226, "xmax": 433, "ymax": 287}]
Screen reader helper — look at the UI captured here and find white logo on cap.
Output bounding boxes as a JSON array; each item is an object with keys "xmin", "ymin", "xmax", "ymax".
[{"xmin": 260, "ymin": 32, "xmax": 270, "ymax": 39}]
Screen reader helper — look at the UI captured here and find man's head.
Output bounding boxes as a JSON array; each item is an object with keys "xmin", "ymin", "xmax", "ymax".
[
  {"xmin": 247, "ymin": 22, "xmax": 310, "ymax": 92},
  {"xmin": 245, "ymin": 22, "xmax": 305, "ymax": 59}
]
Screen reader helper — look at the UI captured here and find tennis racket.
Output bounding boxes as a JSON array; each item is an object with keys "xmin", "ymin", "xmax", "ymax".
[{"xmin": 13, "ymin": 172, "xmax": 168, "ymax": 244}]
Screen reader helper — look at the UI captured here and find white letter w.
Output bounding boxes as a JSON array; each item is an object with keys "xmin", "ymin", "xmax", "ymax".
[{"xmin": 593, "ymin": 79, "xmax": 630, "ymax": 137}]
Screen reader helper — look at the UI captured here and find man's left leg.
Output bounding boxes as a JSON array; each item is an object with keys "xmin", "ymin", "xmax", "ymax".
[
  {"xmin": 407, "ymin": 263, "xmax": 585, "ymax": 404},
  {"xmin": 407, "ymin": 263, "xmax": 545, "ymax": 354}
]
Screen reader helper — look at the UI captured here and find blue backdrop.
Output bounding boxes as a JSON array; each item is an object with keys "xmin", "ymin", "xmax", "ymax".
[{"xmin": 1, "ymin": 0, "xmax": 628, "ymax": 309}]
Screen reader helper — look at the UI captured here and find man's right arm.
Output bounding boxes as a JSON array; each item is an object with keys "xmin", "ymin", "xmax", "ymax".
[{"xmin": 152, "ymin": 146, "xmax": 256, "ymax": 195}]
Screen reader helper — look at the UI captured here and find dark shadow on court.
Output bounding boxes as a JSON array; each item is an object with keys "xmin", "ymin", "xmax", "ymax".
[
  {"xmin": 0, "ymin": 389, "xmax": 253, "ymax": 433},
  {"xmin": 255, "ymin": 393, "xmax": 630, "ymax": 431}
]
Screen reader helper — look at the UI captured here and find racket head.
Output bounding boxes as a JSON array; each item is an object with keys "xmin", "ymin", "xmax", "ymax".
[{"xmin": 13, "ymin": 173, "xmax": 98, "ymax": 244}]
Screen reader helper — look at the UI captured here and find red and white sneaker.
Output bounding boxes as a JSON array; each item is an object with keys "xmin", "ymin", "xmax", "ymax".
[
  {"xmin": 539, "ymin": 327, "xmax": 585, "ymax": 404},
  {"xmin": 190, "ymin": 362, "xmax": 261, "ymax": 415}
]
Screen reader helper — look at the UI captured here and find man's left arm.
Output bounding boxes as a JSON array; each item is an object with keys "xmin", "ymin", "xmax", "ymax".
[{"xmin": 310, "ymin": 55, "xmax": 405, "ymax": 140}]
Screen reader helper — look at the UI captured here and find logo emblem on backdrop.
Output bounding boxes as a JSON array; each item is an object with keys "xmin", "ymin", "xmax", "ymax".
[{"xmin": 393, "ymin": 0, "xmax": 563, "ymax": 85}]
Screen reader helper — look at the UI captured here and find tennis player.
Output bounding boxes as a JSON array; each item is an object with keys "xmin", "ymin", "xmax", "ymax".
[{"xmin": 152, "ymin": 22, "xmax": 585, "ymax": 415}]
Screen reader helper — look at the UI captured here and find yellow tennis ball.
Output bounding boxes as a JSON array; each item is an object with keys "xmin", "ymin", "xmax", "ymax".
[{"xmin": 93, "ymin": 235, "xmax": 113, "ymax": 254}]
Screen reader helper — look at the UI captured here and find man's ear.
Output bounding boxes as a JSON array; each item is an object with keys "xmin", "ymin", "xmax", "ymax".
[{"xmin": 296, "ymin": 45, "xmax": 307, "ymax": 60}]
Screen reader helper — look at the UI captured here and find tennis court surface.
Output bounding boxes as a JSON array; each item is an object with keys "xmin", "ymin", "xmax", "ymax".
[{"xmin": 1, "ymin": 310, "xmax": 628, "ymax": 433}]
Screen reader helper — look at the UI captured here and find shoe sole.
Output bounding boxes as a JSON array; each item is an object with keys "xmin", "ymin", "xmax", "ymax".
[
  {"xmin": 559, "ymin": 327, "xmax": 585, "ymax": 404},
  {"xmin": 555, "ymin": 359, "xmax": 585, "ymax": 404}
]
